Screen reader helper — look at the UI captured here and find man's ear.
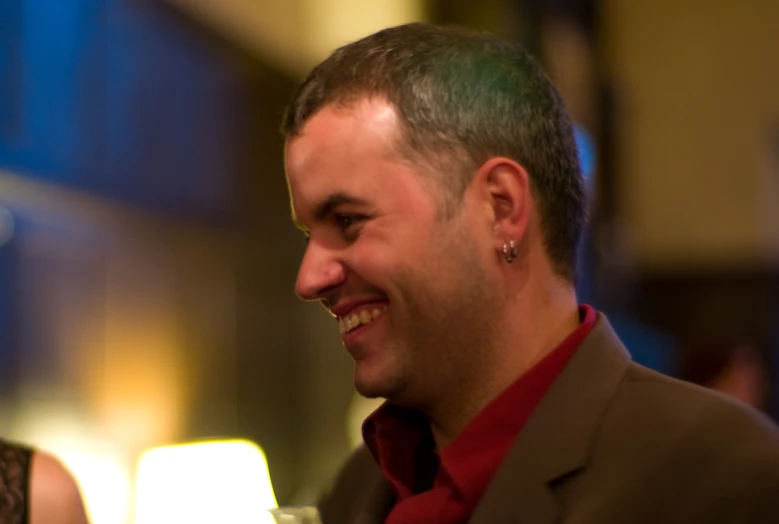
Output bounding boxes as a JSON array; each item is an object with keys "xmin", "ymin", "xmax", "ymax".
[{"xmin": 473, "ymin": 157, "xmax": 531, "ymax": 255}]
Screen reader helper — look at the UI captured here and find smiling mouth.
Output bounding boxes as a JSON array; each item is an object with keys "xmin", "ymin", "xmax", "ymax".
[{"xmin": 338, "ymin": 307, "xmax": 387, "ymax": 334}]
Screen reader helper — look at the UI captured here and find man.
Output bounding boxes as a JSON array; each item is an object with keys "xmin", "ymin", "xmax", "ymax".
[{"xmin": 282, "ymin": 23, "xmax": 779, "ymax": 524}]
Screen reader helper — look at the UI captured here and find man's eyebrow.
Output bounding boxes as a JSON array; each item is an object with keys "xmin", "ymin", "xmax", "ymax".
[
  {"xmin": 313, "ymin": 193, "xmax": 370, "ymax": 221},
  {"xmin": 291, "ymin": 192, "xmax": 370, "ymax": 233}
]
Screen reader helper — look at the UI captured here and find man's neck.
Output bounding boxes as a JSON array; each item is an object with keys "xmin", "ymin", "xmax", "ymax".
[{"xmin": 426, "ymin": 279, "xmax": 580, "ymax": 449}]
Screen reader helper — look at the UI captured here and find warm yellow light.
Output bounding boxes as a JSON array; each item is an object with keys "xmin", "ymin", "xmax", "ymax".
[
  {"xmin": 56, "ymin": 449, "xmax": 132, "ymax": 524},
  {"xmin": 305, "ymin": 0, "xmax": 424, "ymax": 65},
  {"xmin": 134, "ymin": 439, "xmax": 277, "ymax": 524}
]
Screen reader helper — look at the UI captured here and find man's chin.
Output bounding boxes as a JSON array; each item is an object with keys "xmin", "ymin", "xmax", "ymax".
[
  {"xmin": 354, "ymin": 379, "xmax": 391, "ymax": 400},
  {"xmin": 353, "ymin": 367, "xmax": 402, "ymax": 401},
  {"xmin": 354, "ymin": 377, "xmax": 422, "ymax": 411}
]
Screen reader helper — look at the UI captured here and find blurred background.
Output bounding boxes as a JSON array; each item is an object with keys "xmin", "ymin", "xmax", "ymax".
[{"xmin": 0, "ymin": 0, "xmax": 777, "ymax": 522}]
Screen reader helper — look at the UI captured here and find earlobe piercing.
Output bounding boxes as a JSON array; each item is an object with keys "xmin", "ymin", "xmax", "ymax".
[{"xmin": 503, "ymin": 240, "xmax": 517, "ymax": 263}]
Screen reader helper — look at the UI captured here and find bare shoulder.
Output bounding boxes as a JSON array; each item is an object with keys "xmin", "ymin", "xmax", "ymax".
[{"xmin": 29, "ymin": 452, "xmax": 89, "ymax": 524}]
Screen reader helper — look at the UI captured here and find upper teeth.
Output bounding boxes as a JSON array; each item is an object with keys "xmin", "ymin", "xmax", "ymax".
[{"xmin": 339, "ymin": 307, "xmax": 385, "ymax": 334}]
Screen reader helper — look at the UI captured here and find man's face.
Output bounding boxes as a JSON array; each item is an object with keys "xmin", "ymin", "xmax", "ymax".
[{"xmin": 285, "ymin": 98, "xmax": 496, "ymax": 407}]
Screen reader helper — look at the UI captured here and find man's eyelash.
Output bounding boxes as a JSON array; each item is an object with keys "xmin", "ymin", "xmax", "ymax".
[{"xmin": 334, "ymin": 213, "xmax": 364, "ymax": 231}]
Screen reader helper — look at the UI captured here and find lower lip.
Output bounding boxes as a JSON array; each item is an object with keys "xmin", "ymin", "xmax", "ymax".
[{"xmin": 342, "ymin": 313, "xmax": 383, "ymax": 347}]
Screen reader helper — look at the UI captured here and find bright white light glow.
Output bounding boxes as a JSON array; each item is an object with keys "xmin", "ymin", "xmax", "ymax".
[
  {"xmin": 134, "ymin": 439, "xmax": 277, "ymax": 524},
  {"xmin": 258, "ymin": 512, "xmax": 277, "ymax": 524},
  {"xmin": 56, "ymin": 449, "xmax": 132, "ymax": 524}
]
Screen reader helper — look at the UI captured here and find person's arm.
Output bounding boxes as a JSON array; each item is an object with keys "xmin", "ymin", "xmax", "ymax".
[{"xmin": 29, "ymin": 452, "xmax": 89, "ymax": 524}]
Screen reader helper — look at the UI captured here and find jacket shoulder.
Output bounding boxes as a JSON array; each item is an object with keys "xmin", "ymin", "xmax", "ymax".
[
  {"xmin": 587, "ymin": 364, "xmax": 779, "ymax": 519},
  {"xmin": 555, "ymin": 364, "xmax": 779, "ymax": 522},
  {"xmin": 617, "ymin": 363, "xmax": 779, "ymax": 449}
]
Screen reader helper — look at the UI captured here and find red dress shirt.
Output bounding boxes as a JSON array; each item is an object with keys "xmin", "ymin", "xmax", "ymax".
[{"xmin": 362, "ymin": 305, "xmax": 597, "ymax": 524}]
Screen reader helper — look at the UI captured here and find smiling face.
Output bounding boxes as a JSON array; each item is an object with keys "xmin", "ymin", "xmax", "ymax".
[{"xmin": 285, "ymin": 97, "xmax": 500, "ymax": 408}]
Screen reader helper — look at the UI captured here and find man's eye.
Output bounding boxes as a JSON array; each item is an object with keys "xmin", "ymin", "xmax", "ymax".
[{"xmin": 335, "ymin": 214, "xmax": 363, "ymax": 233}]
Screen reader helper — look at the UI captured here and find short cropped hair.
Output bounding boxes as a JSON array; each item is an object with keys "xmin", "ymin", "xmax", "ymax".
[{"xmin": 282, "ymin": 23, "xmax": 586, "ymax": 282}]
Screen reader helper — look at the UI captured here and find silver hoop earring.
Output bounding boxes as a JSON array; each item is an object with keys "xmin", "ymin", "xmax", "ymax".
[{"xmin": 503, "ymin": 240, "xmax": 517, "ymax": 263}]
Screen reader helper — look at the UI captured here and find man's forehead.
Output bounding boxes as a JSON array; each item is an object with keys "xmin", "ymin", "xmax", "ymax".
[
  {"xmin": 285, "ymin": 98, "xmax": 406, "ymax": 191},
  {"xmin": 287, "ymin": 98, "xmax": 401, "ymax": 157},
  {"xmin": 283, "ymin": 96, "xmax": 435, "ymax": 230}
]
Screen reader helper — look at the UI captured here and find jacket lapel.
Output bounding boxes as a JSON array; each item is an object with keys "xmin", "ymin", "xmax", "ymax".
[{"xmin": 468, "ymin": 314, "xmax": 632, "ymax": 524}]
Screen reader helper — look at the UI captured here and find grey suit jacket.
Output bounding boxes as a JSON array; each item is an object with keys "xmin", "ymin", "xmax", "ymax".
[{"xmin": 319, "ymin": 314, "xmax": 779, "ymax": 523}]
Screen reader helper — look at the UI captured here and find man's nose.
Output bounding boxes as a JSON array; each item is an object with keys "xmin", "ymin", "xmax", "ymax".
[{"xmin": 295, "ymin": 240, "xmax": 346, "ymax": 301}]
